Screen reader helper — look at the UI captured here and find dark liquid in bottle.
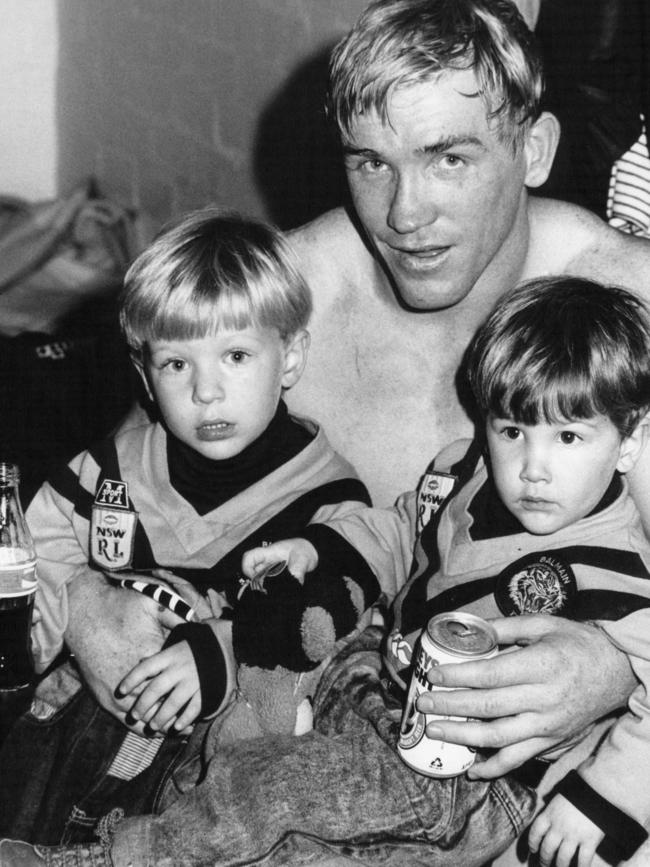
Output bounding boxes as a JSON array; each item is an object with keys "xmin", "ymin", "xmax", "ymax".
[{"xmin": 0, "ymin": 590, "xmax": 35, "ymax": 690}]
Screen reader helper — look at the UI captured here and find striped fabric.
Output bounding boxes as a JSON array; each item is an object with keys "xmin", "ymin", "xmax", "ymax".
[
  {"xmin": 106, "ymin": 731, "xmax": 166, "ymax": 781},
  {"xmin": 607, "ymin": 118, "xmax": 650, "ymax": 238},
  {"xmin": 107, "ymin": 575, "xmax": 195, "ymax": 622}
]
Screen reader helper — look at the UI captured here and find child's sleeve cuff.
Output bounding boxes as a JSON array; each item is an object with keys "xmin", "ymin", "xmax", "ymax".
[
  {"xmin": 163, "ymin": 621, "xmax": 231, "ymax": 718},
  {"xmin": 301, "ymin": 523, "xmax": 379, "ymax": 605},
  {"xmin": 555, "ymin": 769, "xmax": 648, "ymax": 862}
]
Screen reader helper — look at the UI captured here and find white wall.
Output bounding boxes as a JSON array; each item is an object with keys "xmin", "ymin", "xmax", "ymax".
[
  {"xmin": 0, "ymin": 0, "xmax": 363, "ymax": 225},
  {"xmin": 0, "ymin": 0, "xmax": 58, "ymax": 200},
  {"xmin": 56, "ymin": 0, "xmax": 366, "ymax": 230}
]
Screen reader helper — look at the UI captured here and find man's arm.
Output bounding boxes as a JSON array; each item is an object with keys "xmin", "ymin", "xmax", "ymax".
[
  {"xmin": 416, "ymin": 615, "xmax": 636, "ymax": 779},
  {"xmin": 65, "ymin": 571, "xmax": 170, "ymax": 728}
]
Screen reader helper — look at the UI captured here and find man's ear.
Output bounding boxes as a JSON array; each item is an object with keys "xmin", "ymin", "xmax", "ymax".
[
  {"xmin": 132, "ymin": 355, "xmax": 154, "ymax": 403},
  {"xmin": 281, "ymin": 329, "xmax": 310, "ymax": 390},
  {"xmin": 523, "ymin": 111, "xmax": 561, "ymax": 189},
  {"xmin": 617, "ymin": 414, "xmax": 650, "ymax": 474}
]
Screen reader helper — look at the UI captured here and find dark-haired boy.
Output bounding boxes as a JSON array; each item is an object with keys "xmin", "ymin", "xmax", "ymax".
[{"xmin": 249, "ymin": 278, "xmax": 650, "ymax": 866}]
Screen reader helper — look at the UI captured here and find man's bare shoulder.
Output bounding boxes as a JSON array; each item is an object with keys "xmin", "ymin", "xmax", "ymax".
[
  {"xmin": 526, "ymin": 196, "xmax": 650, "ymax": 297},
  {"xmin": 288, "ymin": 206, "xmax": 357, "ymax": 255},
  {"xmin": 288, "ymin": 207, "xmax": 375, "ymax": 291}
]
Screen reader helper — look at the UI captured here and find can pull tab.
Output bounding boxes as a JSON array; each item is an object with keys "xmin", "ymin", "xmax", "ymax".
[{"xmin": 447, "ymin": 619, "xmax": 478, "ymax": 638}]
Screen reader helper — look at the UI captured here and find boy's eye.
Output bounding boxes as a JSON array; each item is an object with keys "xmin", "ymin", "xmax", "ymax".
[
  {"xmin": 559, "ymin": 431, "xmax": 579, "ymax": 444},
  {"xmin": 227, "ymin": 350, "xmax": 250, "ymax": 364},
  {"xmin": 161, "ymin": 358, "xmax": 187, "ymax": 372},
  {"xmin": 503, "ymin": 426, "xmax": 520, "ymax": 440}
]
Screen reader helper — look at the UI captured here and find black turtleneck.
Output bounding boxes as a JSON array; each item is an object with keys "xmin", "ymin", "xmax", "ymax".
[{"xmin": 167, "ymin": 400, "xmax": 313, "ymax": 515}]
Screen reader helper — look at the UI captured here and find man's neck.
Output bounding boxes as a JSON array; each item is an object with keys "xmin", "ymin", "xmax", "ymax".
[{"xmin": 469, "ymin": 191, "xmax": 532, "ymax": 317}]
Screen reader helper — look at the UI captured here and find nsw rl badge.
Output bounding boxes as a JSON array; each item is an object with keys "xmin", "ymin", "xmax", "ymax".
[
  {"xmin": 416, "ymin": 470, "xmax": 457, "ymax": 536},
  {"xmin": 91, "ymin": 479, "xmax": 137, "ymax": 570},
  {"xmin": 495, "ymin": 552, "xmax": 577, "ymax": 616}
]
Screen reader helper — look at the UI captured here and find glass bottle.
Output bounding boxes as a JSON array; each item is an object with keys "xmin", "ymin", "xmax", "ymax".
[{"xmin": 0, "ymin": 462, "xmax": 37, "ymax": 691}]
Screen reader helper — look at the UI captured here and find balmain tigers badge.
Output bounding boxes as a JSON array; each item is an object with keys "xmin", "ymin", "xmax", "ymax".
[
  {"xmin": 495, "ymin": 552, "xmax": 577, "ymax": 616},
  {"xmin": 91, "ymin": 479, "xmax": 137, "ymax": 570}
]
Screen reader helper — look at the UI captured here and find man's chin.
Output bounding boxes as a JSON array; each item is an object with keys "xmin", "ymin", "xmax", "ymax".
[
  {"xmin": 372, "ymin": 245, "xmax": 476, "ymax": 310},
  {"xmin": 390, "ymin": 276, "xmax": 474, "ymax": 311}
]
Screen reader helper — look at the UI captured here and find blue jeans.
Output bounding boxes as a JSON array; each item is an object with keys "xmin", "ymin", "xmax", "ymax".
[
  {"xmin": 106, "ymin": 627, "xmax": 535, "ymax": 867},
  {"xmin": 0, "ymin": 661, "xmax": 188, "ymax": 846}
]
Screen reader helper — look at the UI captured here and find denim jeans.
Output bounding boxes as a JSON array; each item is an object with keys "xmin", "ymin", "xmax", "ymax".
[
  {"xmin": 0, "ymin": 661, "xmax": 188, "ymax": 846},
  {"xmin": 105, "ymin": 627, "xmax": 536, "ymax": 867}
]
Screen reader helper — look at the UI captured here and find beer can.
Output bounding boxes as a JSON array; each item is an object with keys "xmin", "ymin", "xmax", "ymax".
[{"xmin": 397, "ymin": 611, "xmax": 498, "ymax": 777}]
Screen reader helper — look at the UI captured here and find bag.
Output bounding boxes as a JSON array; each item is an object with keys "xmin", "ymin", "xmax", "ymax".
[
  {"xmin": 0, "ymin": 181, "xmax": 148, "ymax": 336},
  {"xmin": 0, "ymin": 182, "xmax": 149, "ymax": 496}
]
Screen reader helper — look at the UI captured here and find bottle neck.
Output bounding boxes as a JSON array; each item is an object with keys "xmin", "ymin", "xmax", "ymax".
[
  {"xmin": 0, "ymin": 463, "xmax": 20, "ymax": 489},
  {"xmin": 0, "ymin": 463, "xmax": 33, "ymax": 558}
]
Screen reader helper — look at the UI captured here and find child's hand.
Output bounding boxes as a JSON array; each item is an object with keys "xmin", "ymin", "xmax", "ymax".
[
  {"xmin": 241, "ymin": 538, "xmax": 319, "ymax": 584},
  {"xmin": 117, "ymin": 641, "xmax": 201, "ymax": 735},
  {"xmin": 528, "ymin": 793, "xmax": 604, "ymax": 867}
]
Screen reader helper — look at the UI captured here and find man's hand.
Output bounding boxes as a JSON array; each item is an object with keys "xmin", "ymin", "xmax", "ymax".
[{"xmin": 415, "ymin": 615, "xmax": 636, "ymax": 779}]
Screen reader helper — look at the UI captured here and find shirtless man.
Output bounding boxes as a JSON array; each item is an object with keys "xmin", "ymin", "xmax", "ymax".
[
  {"xmin": 281, "ymin": 0, "xmax": 650, "ymax": 793},
  {"xmin": 5, "ymin": 1, "xmax": 650, "ymax": 864}
]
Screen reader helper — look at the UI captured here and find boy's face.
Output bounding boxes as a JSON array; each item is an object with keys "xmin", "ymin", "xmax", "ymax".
[
  {"xmin": 486, "ymin": 414, "xmax": 643, "ymax": 535},
  {"xmin": 139, "ymin": 326, "xmax": 307, "ymax": 461}
]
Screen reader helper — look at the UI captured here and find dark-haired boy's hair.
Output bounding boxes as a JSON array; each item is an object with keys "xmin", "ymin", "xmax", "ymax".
[{"xmin": 467, "ymin": 277, "xmax": 650, "ymax": 437}]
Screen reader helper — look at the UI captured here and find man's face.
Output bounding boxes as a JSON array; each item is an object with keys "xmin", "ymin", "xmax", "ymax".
[{"xmin": 342, "ymin": 70, "xmax": 531, "ymax": 310}]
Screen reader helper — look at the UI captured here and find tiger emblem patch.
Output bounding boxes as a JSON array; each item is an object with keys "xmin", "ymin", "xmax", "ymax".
[{"xmin": 495, "ymin": 552, "xmax": 577, "ymax": 616}]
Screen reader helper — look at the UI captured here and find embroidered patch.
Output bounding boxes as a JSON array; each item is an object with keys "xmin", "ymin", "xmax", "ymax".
[
  {"xmin": 495, "ymin": 552, "xmax": 577, "ymax": 616},
  {"xmin": 95, "ymin": 479, "xmax": 129, "ymax": 509},
  {"xmin": 416, "ymin": 470, "xmax": 457, "ymax": 535},
  {"xmin": 91, "ymin": 479, "xmax": 137, "ymax": 570}
]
